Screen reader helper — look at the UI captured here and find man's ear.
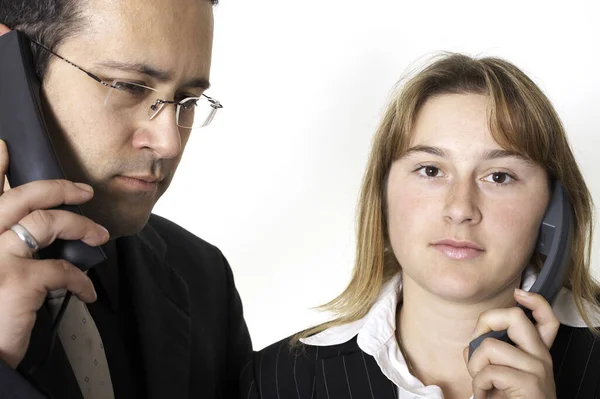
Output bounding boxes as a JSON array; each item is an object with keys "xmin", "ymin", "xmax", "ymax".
[{"xmin": 0, "ymin": 24, "xmax": 11, "ymax": 36}]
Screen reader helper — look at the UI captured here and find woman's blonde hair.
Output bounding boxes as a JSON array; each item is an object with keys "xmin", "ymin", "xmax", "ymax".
[{"xmin": 296, "ymin": 53, "xmax": 598, "ymax": 341}]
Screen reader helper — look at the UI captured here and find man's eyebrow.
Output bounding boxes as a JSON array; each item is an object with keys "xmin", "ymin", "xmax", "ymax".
[
  {"xmin": 95, "ymin": 60, "xmax": 211, "ymax": 90},
  {"xmin": 403, "ymin": 145, "xmax": 534, "ymax": 164}
]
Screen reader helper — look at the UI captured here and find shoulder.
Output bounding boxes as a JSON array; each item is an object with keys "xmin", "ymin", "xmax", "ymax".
[
  {"xmin": 241, "ymin": 335, "xmax": 318, "ymax": 399},
  {"xmin": 240, "ymin": 334, "xmax": 362, "ymax": 399},
  {"xmin": 146, "ymin": 213, "xmax": 221, "ymax": 255},
  {"xmin": 551, "ymin": 324, "xmax": 600, "ymax": 397},
  {"xmin": 145, "ymin": 214, "xmax": 234, "ymax": 282},
  {"xmin": 146, "ymin": 214, "xmax": 227, "ymax": 265}
]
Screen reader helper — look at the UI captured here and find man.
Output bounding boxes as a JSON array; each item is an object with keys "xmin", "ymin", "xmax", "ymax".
[{"xmin": 0, "ymin": 0, "xmax": 252, "ymax": 398}]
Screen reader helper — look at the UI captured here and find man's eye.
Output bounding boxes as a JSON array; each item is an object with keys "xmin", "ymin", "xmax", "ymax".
[
  {"xmin": 416, "ymin": 165, "xmax": 441, "ymax": 178},
  {"xmin": 483, "ymin": 172, "xmax": 515, "ymax": 185},
  {"xmin": 114, "ymin": 82, "xmax": 149, "ymax": 96},
  {"xmin": 179, "ymin": 98, "xmax": 199, "ymax": 111}
]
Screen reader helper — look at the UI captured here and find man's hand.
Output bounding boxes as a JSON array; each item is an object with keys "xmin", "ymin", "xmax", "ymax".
[{"xmin": 0, "ymin": 140, "xmax": 109, "ymax": 369}]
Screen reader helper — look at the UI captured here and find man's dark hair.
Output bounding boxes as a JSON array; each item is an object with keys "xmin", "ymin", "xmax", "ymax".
[
  {"xmin": 0, "ymin": 0, "xmax": 87, "ymax": 79},
  {"xmin": 0, "ymin": 0, "xmax": 219, "ymax": 79}
]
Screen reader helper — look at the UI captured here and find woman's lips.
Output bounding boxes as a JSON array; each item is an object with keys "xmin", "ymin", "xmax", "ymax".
[{"xmin": 432, "ymin": 244, "xmax": 484, "ymax": 260}]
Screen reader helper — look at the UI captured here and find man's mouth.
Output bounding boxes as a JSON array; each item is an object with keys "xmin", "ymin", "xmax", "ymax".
[{"xmin": 114, "ymin": 175, "xmax": 162, "ymax": 192}]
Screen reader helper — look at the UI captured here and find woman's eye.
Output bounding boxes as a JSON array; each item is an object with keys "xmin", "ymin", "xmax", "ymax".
[
  {"xmin": 417, "ymin": 165, "xmax": 441, "ymax": 178},
  {"xmin": 483, "ymin": 172, "xmax": 514, "ymax": 185}
]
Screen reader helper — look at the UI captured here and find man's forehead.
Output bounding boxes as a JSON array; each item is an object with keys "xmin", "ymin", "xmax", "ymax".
[
  {"xmin": 83, "ymin": 0, "xmax": 214, "ymax": 33},
  {"xmin": 72, "ymin": 0, "xmax": 214, "ymax": 81}
]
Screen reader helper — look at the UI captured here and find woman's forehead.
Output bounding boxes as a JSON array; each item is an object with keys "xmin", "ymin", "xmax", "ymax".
[{"xmin": 405, "ymin": 93, "xmax": 494, "ymax": 150}]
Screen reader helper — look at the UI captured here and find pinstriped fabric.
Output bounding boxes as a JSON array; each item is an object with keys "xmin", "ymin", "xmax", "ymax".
[
  {"xmin": 574, "ymin": 336, "xmax": 597, "ymax": 399},
  {"xmin": 550, "ymin": 324, "xmax": 600, "ymax": 399},
  {"xmin": 240, "ymin": 336, "xmax": 398, "ymax": 399},
  {"xmin": 321, "ymin": 360, "xmax": 331, "ymax": 399},
  {"xmin": 555, "ymin": 328, "xmax": 574, "ymax": 379},
  {"xmin": 242, "ymin": 325, "xmax": 600, "ymax": 399},
  {"xmin": 240, "ymin": 361, "xmax": 253, "ymax": 381},
  {"xmin": 341, "ymin": 356, "xmax": 353, "ymax": 399},
  {"xmin": 258, "ymin": 351, "xmax": 264, "ymax": 397},
  {"xmin": 361, "ymin": 351, "xmax": 376, "ymax": 399},
  {"xmin": 389, "ymin": 379, "xmax": 396, "ymax": 398},
  {"xmin": 358, "ymin": 349, "xmax": 397, "ymax": 399},
  {"xmin": 293, "ymin": 353, "xmax": 301, "ymax": 399},
  {"xmin": 275, "ymin": 341, "xmax": 284, "ymax": 399},
  {"xmin": 240, "ymin": 360, "xmax": 255, "ymax": 399},
  {"xmin": 240, "ymin": 357, "xmax": 258, "ymax": 399}
]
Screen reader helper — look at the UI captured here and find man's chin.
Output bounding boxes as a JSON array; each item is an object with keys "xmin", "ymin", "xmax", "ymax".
[
  {"xmin": 105, "ymin": 216, "xmax": 151, "ymax": 239},
  {"xmin": 81, "ymin": 202, "xmax": 153, "ymax": 239}
]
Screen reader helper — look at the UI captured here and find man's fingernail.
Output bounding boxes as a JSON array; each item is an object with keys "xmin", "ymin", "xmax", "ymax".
[
  {"xmin": 515, "ymin": 288, "xmax": 529, "ymax": 297},
  {"xmin": 74, "ymin": 182, "xmax": 93, "ymax": 192}
]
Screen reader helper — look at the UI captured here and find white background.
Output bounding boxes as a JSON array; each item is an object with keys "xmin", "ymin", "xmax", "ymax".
[{"xmin": 154, "ymin": 0, "xmax": 600, "ymax": 350}]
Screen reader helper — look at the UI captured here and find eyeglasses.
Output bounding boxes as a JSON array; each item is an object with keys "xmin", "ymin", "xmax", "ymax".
[{"xmin": 28, "ymin": 36, "xmax": 223, "ymax": 130}]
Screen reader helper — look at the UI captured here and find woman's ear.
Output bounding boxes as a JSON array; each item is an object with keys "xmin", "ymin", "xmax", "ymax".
[{"xmin": 0, "ymin": 24, "xmax": 11, "ymax": 36}]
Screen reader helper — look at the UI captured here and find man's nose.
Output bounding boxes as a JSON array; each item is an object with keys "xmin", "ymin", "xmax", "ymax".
[{"xmin": 133, "ymin": 105, "xmax": 183, "ymax": 159}]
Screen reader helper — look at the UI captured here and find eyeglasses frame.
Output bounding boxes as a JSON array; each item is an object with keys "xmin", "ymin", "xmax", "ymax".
[{"xmin": 26, "ymin": 35, "xmax": 223, "ymax": 129}]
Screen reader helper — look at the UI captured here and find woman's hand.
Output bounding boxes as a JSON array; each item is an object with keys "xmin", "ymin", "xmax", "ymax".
[{"xmin": 464, "ymin": 289, "xmax": 559, "ymax": 399}]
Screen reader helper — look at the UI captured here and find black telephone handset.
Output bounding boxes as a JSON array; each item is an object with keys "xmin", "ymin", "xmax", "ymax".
[
  {"xmin": 468, "ymin": 180, "xmax": 574, "ymax": 359},
  {"xmin": 0, "ymin": 30, "xmax": 106, "ymax": 271}
]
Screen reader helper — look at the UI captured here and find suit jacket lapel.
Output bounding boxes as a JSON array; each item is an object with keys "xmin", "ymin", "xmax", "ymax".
[{"xmin": 118, "ymin": 223, "xmax": 192, "ymax": 399}]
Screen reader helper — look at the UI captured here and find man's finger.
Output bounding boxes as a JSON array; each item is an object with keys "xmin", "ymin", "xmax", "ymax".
[
  {"xmin": 0, "ymin": 209, "xmax": 109, "ymax": 259},
  {"xmin": 28, "ymin": 258, "xmax": 97, "ymax": 303},
  {"xmin": 0, "ymin": 140, "xmax": 8, "ymax": 196},
  {"xmin": 0, "ymin": 180, "xmax": 94, "ymax": 234}
]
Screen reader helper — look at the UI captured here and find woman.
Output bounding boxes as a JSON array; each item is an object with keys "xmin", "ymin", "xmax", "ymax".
[{"xmin": 240, "ymin": 54, "xmax": 600, "ymax": 398}]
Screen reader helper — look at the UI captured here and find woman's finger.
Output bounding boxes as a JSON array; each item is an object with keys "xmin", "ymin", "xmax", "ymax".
[
  {"xmin": 513, "ymin": 288, "xmax": 560, "ymax": 349},
  {"xmin": 467, "ymin": 337, "xmax": 550, "ymax": 379},
  {"xmin": 471, "ymin": 304, "xmax": 548, "ymax": 360},
  {"xmin": 472, "ymin": 364, "xmax": 554, "ymax": 399}
]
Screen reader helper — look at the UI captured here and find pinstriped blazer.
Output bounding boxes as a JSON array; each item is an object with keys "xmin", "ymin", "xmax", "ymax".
[{"xmin": 240, "ymin": 324, "xmax": 600, "ymax": 399}]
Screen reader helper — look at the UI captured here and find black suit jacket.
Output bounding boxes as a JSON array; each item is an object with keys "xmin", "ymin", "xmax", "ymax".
[
  {"xmin": 0, "ymin": 214, "xmax": 252, "ymax": 399},
  {"xmin": 241, "ymin": 324, "xmax": 600, "ymax": 398}
]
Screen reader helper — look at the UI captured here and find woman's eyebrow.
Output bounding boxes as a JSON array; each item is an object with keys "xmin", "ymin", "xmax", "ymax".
[
  {"xmin": 404, "ymin": 145, "xmax": 447, "ymax": 158},
  {"xmin": 403, "ymin": 145, "xmax": 535, "ymax": 165},
  {"xmin": 482, "ymin": 149, "xmax": 535, "ymax": 165}
]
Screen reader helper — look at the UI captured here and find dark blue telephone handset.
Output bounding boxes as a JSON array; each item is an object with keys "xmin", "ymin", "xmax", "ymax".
[
  {"xmin": 0, "ymin": 30, "xmax": 106, "ymax": 271},
  {"xmin": 468, "ymin": 179, "xmax": 574, "ymax": 359}
]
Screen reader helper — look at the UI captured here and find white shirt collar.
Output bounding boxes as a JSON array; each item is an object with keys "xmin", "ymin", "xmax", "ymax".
[{"xmin": 300, "ymin": 267, "xmax": 594, "ymax": 399}]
